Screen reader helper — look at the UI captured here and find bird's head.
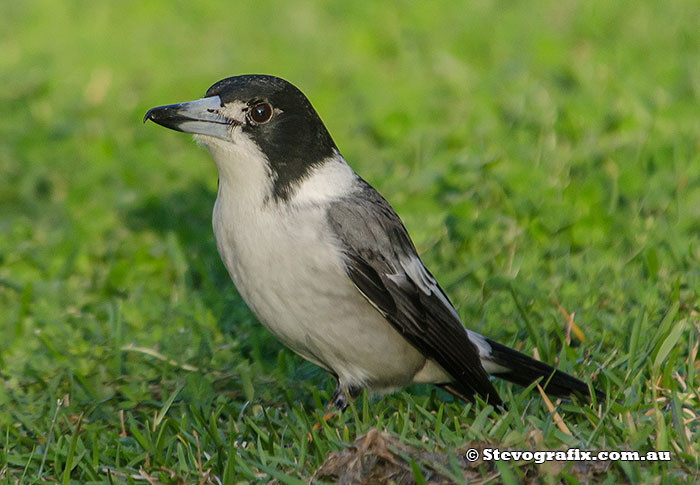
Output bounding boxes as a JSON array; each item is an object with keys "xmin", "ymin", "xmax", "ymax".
[{"xmin": 145, "ymin": 75, "xmax": 338, "ymax": 200}]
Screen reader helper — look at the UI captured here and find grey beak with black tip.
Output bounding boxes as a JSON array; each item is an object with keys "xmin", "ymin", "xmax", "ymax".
[{"xmin": 144, "ymin": 95, "xmax": 232, "ymax": 141}]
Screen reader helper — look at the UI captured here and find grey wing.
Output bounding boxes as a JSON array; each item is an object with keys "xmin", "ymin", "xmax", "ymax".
[{"xmin": 327, "ymin": 179, "xmax": 502, "ymax": 406}]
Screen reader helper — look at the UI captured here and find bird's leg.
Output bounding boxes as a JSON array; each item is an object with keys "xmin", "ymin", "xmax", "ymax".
[
  {"xmin": 311, "ymin": 382, "xmax": 361, "ymax": 434},
  {"xmin": 328, "ymin": 386, "xmax": 349, "ymax": 411},
  {"xmin": 328, "ymin": 382, "xmax": 361, "ymax": 411}
]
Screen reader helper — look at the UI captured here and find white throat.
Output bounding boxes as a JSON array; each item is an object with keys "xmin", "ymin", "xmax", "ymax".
[{"xmin": 197, "ymin": 132, "xmax": 275, "ymax": 209}]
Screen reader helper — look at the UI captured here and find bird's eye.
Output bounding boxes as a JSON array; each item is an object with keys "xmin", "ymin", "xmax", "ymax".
[{"xmin": 249, "ymin": 102, "xmax": 273, "ymax": 123}]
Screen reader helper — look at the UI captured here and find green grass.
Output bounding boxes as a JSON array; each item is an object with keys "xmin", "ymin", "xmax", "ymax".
[{"xmin": 2, "ymin": 0, "xmax": 699, "ymax": 482}]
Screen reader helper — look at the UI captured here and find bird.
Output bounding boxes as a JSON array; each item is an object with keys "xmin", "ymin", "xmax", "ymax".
[{"xmin": 144, "ymin": 74, "xmax": 601, "ymax": 410}]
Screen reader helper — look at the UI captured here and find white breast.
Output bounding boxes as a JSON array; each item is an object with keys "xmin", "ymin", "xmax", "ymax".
[{"xmin": 206, "ymin": 144, "xmax": 428, "ymax": 389}]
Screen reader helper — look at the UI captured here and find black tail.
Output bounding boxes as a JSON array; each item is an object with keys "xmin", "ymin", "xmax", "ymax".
[{"xmin": 485, "ymin": 338, "xmax": 604, "ymax": 401}]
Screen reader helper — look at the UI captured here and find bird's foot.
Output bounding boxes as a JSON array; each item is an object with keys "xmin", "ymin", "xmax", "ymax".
[
  {"xmin": 309, "ymin": 385, "xmax": 361, "ymax": 436},
  {"xmin": 328, "ymin": 384, "xmax": 361, "ymax": 412}
]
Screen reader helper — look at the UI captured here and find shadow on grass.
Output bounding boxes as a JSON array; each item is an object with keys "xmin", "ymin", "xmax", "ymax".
[
  {"xmin": 124, "ymin": 182, "xmax": 282, "ymax": 363},
  {"xmin": 125, "ymin": 182, "xmax": 226, "ymax": 282}
]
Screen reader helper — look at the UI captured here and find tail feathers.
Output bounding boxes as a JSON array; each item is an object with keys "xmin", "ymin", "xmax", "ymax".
[{"xmin": 485, "ymin": 338, "xmax": 604, "ymax": 401}]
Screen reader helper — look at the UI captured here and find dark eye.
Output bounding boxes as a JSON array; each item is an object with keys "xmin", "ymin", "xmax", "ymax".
[{"xmin": 249, "ymin": 102, "xmax": 273, "ymax": 123}]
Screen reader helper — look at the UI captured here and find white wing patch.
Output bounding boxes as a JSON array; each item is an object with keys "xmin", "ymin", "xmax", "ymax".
[
  {"xmin": 398, "ymin": 255, "xmax": 510, "ymax": 375},
  {"xmin": 399, "ymin": 255, "xmax": 437, "ymax": 296},
  {"xmin": 398, "ymin": 255, "xmax": 462, "ymax": 321}
]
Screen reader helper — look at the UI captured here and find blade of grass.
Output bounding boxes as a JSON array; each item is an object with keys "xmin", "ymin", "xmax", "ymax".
[
  {"xmin": 38, "ymin": 398, "xmax": 63, "ymax": 479},
  {"xmin": 508, "ymin": 283, "xmax": 543, "ymax": 358},
  {"xmin": 653, "ymin": 319, "xmax": 686, "ymax": 370},
  {"xmin": 62, "ymin": 413, "xmax": 84, "ymax": 485},
  {"xmin": 155, "ymin": 383, "xmax": 184, "ymax": 429}
]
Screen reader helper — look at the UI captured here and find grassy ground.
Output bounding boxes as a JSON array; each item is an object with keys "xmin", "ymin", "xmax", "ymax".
[{"xmin": 2, "ymin": 0, "xmax": 699, "ymax": 482}]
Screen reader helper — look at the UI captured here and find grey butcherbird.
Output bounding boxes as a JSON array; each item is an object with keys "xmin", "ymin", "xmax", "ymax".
[{"xmin": 145, "ymin": 74, "xmax": 601, "ymax": 410}]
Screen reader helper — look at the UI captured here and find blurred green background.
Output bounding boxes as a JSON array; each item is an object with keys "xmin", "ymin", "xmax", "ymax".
[{"xmin": 1, "ymin": 0, "xmax": 699, "ymax": 482}]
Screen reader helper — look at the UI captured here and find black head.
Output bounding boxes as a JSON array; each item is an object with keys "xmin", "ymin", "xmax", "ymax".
[{"xmin": 145, "ymin": 74, "xmax": 338, "ymax": 200}]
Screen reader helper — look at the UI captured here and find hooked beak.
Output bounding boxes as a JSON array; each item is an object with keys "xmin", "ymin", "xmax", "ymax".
[{"xmin": 144, "ymin": 95, "xmax": 233, "ymax": 141}]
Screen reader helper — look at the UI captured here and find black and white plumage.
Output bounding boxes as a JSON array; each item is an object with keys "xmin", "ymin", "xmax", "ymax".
[{"xmin": 145, "ymin": 74, "xmax": 600, "ymax": 409}]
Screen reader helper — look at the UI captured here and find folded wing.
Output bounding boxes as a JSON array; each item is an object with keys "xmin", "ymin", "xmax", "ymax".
[{"xmin": 327, "ymin": 179, "xmax": 503, "ymax": 406}]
